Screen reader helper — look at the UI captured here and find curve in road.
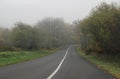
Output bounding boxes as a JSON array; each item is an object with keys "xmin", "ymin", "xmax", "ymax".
[{"xmin": 0, "ymin": 46, "xmax": 115, "ymax": 79}]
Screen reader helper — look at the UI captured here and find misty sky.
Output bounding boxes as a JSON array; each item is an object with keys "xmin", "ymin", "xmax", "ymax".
[{"xmin": 0, "ymin": 0, "xmax": 119, "ymax": 28}]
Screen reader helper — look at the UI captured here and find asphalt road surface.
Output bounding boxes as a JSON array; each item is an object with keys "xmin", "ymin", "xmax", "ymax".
[{"xmin": 0, "ymin": 46, "xmax": 114, "ymax": 79}]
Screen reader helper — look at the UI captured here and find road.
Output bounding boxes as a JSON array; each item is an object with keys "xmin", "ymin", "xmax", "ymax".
[{"xmin": 0, "ymin": 46, "xmax": 114, "ymax": 79}]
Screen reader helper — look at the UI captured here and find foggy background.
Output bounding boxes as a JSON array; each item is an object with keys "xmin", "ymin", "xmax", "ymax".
[{"xmin": 0, "ymin": 0, "xmax": 119, "ymax": 28}]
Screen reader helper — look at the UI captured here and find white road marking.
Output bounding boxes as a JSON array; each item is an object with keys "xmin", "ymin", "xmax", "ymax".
[{"xmin": 47, "ymin": 47, "xmax": 70, "ymax": 79}]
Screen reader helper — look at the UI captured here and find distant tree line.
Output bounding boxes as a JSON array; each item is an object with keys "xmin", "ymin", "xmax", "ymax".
[
  {"xmin": 0, "ymin": 18, "xmax": 74, "ymax": 51},
  {"xmin": 75, "ymin": 2, "xmax": 120, "ymax": 56}
]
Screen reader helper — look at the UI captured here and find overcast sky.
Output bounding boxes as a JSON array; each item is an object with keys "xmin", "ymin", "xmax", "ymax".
[{"xmin": 0, "ymin": 0, "xmax": 119, "ymax": 28}]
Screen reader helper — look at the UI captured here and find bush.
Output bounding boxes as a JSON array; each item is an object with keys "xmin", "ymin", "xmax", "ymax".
[
  {"xmin": 76, "ymin": 2, "xmax": 120, "ymax": 56},
  {"xmin": 0, "ymin": 46, "xmax": 21, "ymax": 52}
]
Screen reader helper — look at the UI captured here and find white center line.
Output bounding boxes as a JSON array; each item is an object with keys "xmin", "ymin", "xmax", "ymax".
[{"xmin": 47, "ymin": 47, "xmax": 70, "ymax": 79}]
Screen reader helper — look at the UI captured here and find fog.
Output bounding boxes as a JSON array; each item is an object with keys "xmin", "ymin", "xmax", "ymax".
[
  {"xmin": 0, "ymin": 0, "xmax": 119, "ymax": 28},
  {"xmin": 0, "ymin": 1, "xmax": 120, "ymax": 77}
]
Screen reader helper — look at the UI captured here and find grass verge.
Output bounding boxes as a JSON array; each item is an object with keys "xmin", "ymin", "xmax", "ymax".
[
  {"xmin": 0, "ymin": 49, "xmax": 57, "ymax": 66},
  {"xmin": 77, "ymin": 47, "xmax": 120, "ymax": 79}
]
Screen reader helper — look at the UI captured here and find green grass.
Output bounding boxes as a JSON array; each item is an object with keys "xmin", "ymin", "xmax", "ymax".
[
  {"xmin": 77, "ymin": 47, "xmax": 120, "ymax": 79},
  {"xmin": 0, "ymin": 49, "xmax": 56, "ymax": 66}
]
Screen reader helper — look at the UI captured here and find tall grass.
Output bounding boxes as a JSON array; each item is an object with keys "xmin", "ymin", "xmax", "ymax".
[
  {"xmin": 0, "ymin": 50, "xmax": 55, "ymax": 66},
  {"xmin": 77, "ymin": 47, "xmax": 120, "ymax": 79}
]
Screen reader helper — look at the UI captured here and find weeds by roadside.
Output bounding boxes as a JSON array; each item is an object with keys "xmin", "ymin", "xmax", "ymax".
[{"xmin": 77, "ymin": 47, "xmax": 120, "ymax": 79}]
